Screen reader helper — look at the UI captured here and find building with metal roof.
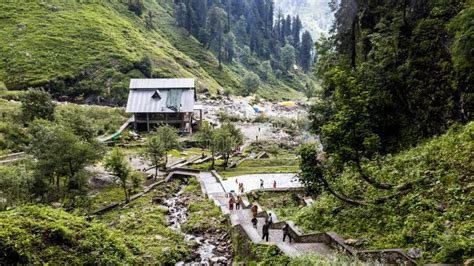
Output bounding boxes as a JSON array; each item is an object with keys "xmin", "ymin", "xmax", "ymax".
[{"xmin": 126, "ymin": 78, "xmax": 201, "ymax": 133}]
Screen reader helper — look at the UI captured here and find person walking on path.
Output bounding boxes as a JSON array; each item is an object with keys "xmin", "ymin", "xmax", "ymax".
[
  {"xmin": 251, "ymin": 217, "xmax": 258, "ymax": 228},
  {"xmin": 262, "ymin": 221, "xmax": 269, "ymax": 242},
  {"xmin": 251, "ymin": 204, "xmax": 258, "ymax": 217},
  {"xmin": 236, "ymin": 195, "xmax": 242, "ymax": 210},
  {"xmin": 228, "ymin": 197, "xmax": 235, "ymax": 210},
  {"xmin": 267, "ymin": 213, "xmax": 273, "ymax": 227},
  {"xmin": 273, "ymin": 180, "xmax": 277, "ymax": 189},
  {"xmin": 283, "ymin": 224, "xmax": 292, "ymax": 243},
  {"xmin": 260, "ymin": 179, "xmax": 264, "ymax": 189}
]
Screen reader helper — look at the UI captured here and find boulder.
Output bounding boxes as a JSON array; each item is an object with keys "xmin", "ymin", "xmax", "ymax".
[
  {"xmin": 89, "ymin": 174, "xmax": 114, "ymax": 187},
  {"xmin": 51, "ymin": 202, "xmax": 62, "ymax": 208},
  {"xmin": 343, "ymin": 238, "xmax": 367, "ymax": 247},
  {"xmin": 48, "ymin": 5, "xmax": 59, "ymax": 12},
  {"xmin": 407, "ymin": 248, "xmax": 423, "ymax": 259}
]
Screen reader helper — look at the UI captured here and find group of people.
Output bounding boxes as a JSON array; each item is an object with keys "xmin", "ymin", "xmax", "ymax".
[
  {"xmin": 259, "ymin": 213, "xmax": 292, "ymax": 243},
  {"xmin": 228, "ymin": 195, "xmax": 242, "ymax": 210},
  {"xmin": 260, "ymin": 179, "xmax": 277, "ymax": 189},
  {"xmin": 228, "ymin": 177, "xmax": 291, "ymax": 243}
]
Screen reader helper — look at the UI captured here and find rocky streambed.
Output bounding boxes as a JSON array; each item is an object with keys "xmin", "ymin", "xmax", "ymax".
[{"xmin": 163, "ymin": 181, "xmax": 232, "ymax": 265}]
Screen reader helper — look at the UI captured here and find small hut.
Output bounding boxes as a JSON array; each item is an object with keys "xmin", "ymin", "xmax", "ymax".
[{"xmin": 126, "ymin": 78, "xmax": 202, "ymax": 133}]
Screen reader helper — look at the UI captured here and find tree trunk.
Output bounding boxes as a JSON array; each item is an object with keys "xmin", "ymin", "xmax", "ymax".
[
  {"xmin": 350, "ymin": 18, "xmax": 357, "ymax": 69},
  {"xmin": 218, "ymin": 32, "xmax": 223, "ymax": 70},
  {"xmin": 211, "ymin": 151, "xmax": 215, "ymax": 170},
  {"xmin": 123, "ymin": 184, "xmax": 129, "ymax": 203},
  {"xmin": 355, "ymin": 159, "xmax": 393, "ymax": 190},
  {"xmin": 320, "ymin": 177, "xmax": 367, "ymax": 206},
  {"xmin": 353, "ymin": 147, "xmax": 393, "ymax": 190},
  {"xmin": 223, "ymin": 154, "xmax": 228, "ymax": 170}
]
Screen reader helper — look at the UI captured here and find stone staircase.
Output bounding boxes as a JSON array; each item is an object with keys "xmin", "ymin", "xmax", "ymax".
[{"xmin": 196, "ymin": 170, "xmax": 417, "ymax": 265}]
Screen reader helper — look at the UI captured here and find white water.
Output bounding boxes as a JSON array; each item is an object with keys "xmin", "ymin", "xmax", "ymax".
[{"xmin": 164, "ymin": 183, "xmax": 223, "ymax": 265}]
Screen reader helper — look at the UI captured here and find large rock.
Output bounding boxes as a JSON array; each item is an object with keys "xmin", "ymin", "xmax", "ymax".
[
  {"xmin": 89, "ymin": 174, "xmax": 114, "ymax": 187},
  {"xmin": 407, "ymin": 248, "xmax": 423, "ymax": 259}
]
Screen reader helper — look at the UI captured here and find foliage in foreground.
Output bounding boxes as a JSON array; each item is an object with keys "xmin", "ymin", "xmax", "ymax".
[
  {"xmin": 297, "ymin": 123, "xmax": 474, "ymax": 263},
  {"xmin": 0, "ymin": 205, "xmax": 143, "ymax": 264},
  {"xmin": 27, "ymin": 119, "xmax": 104, "ymax": 205},
  {"xmin": 96, "ymin": 183, "xmax": 191, "ymax": 265}
]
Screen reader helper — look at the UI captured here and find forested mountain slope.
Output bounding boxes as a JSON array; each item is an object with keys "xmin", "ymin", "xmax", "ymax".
[
  {"xmin": 296, "ymin": 1, "xmax": 474, "ymax": 263},
  {"xmin": 0, "ymin": 1, "xmax": 308, "ymax": 102},
  {"xmin": 274, "ymin": 0, "xmax": 335, "ymax": 40},
  {"xmin": 313, "ymin": 0, "xmax": 473, "ymax": 152},
  {"xmin": 172, "ymin": 0, "xmax": 317, "ymax": 95}
]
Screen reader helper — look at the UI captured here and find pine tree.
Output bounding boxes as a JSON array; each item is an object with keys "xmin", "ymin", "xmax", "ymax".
[
  {"xmin": 285, "ymin": 15, "xmax": 292, "ymax": 37},
  {"xmin": 300, "ymin": 31, "xmax": 313, "ymax": 72},
  {"xmin": 292, "ymin": 15, "xmax": 302, "ymax": 47},
  {"xmin": 208, "ymin": 5, "xmax": 227, "ymax": 69},
  {"xmin": 281, "ymin": 43, "xmax": 295, "ymax": 73}
]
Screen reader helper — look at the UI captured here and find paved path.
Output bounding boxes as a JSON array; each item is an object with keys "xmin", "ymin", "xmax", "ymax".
[
  {"xmin": 221, "ymin": 173, "xmax": 302, "ymax": 193},
  {"xmin": 196, "ymin": 171, "xmax": 229, "ymax": 215},
  {"xmin": 196, "ymin": 171, "xmax": 332, "ymax": 258}
]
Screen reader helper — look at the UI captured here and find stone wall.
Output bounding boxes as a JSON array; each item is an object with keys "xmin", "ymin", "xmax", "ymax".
[{"xmin": 248, "ymin": 205, "xmax": 417, "ymax": 265}]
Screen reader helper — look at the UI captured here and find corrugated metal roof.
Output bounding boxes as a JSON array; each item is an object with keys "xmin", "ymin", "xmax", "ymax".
[
  {"xmin": 126, "ymin": 89, "xmax": 195, "ymax": 113},
  {"xmin": 129, "ymin": 78, "xmax": 195, "ymax": 89}
]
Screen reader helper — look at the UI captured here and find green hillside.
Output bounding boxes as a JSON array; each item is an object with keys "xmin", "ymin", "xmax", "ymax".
[
  {"xmin": 296, "ymin": 122, "xmax": 474, "ymax": 263},
  {"xmin": 0, "ymin": 1, "xmax": 303, "ymax": 101}
]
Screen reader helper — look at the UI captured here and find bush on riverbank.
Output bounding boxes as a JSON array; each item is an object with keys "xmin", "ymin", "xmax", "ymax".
[
  {"xmin": 96, "ymin": 180, "xmax": 191, "ymax": 264},
  {"xmin": 182, "ymin": 177, "xmax": 229, "ymax": 233}
]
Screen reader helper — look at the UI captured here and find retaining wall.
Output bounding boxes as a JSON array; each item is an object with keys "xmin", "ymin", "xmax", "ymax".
[{"xmin": 243, "ymin": 203, "xmax": 417, "ymax": 265}]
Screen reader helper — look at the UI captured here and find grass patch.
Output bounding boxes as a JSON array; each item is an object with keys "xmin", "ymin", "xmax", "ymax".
[
  {"xmin": 247, "ymin": 191, "xmax": 304, "ymax": 221},
  {"xmin": 239, "ymin": 158, "xmax": 299, "ymax": 167},
  {"xmin": 181, "ymin": 177, "xmax": 229, "ymax": 233}
]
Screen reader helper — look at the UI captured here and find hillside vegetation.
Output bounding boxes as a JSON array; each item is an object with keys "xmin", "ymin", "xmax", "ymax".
[
  {"xmin": 297, "ymin": 2, "xmax": 474, "ymax": 262},
  {"xmin": 0, "ymin": 184, "xmax": 193, "ymax": 265},
  {"xmin": 0, "ymin": 1, "xmax": 306, "ymax": 101},
  {"xmin": 297, "ymin": 122, "xmax": 473, "ymax": 263},
  {"xmin": 0, "ymin": 205, "xmax": 142, "ymax": 264}
]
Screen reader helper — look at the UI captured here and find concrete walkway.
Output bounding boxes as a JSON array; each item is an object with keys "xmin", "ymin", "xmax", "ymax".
[
  {"xmin": 196, "ymin": 171, "xmax": 332, "ymax": 258},
  {"xmin": 221, "ymin": 173, "xmax": 301, "ymax": 193},
  {"xmin": 196, "ymin": 171, "xmax": 229, "ymax": 215},
  {"xmin": 229, "ymin": 208, "xmax": 332, "ymax": 257}
]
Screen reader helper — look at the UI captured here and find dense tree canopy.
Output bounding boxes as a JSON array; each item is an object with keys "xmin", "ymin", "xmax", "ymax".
[
  {"xmin": 104, "ymin": 147, "xmax": 132, "ymax": 203},
  {"xmin": 313, "ymin": 0, "xmax": 473, "ymax": 155},
  {"xmin": 27, "ymin": 120, "xmax": 103, "ymax": 202},
  {"xmin": 154, "ymin": 125, "xmax": 180, "ymax": 170},
  {"xmin": 174, "ymin": 0, "xmax": 314, "ymax": 78},
  {"xmin": 302, "ymin": 0, "xmax": 474, "ymax": 206},
  {"xmin": 21, "ymin": 89, "xmax": 56, "ymax": 122},
  {"xmin": 143, "ymin": 135, "xmax": 165, "ymax": 179},
  {"xmin": 241, "ymin": 72, "xmax": 261, "ymax": 96}
]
